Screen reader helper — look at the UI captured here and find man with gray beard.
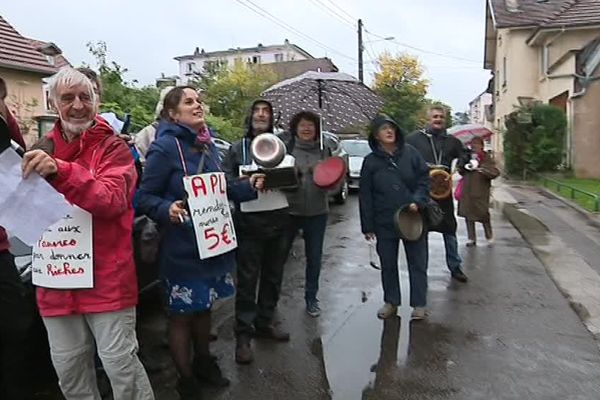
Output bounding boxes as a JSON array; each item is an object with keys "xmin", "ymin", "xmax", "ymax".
[{"xmin": 22, "ymin": 68, "xmax": 154, "ymax": 400}]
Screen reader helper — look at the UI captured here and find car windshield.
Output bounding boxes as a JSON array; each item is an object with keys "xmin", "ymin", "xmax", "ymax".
[{"xmin": 341, "ymin": 141, "xmax": 370, "ymax": 157}]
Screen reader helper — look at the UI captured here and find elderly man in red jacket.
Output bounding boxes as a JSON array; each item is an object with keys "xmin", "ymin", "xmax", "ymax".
[
  {"xmin": 0, "ymin": 78, "xmax": 34, "ymax": 400},
  {"xmin": 21, "ymin": 68, "xmax": 154, "ymax": 399}
]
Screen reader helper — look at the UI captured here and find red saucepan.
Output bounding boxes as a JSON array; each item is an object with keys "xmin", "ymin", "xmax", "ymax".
[{"xmin": 313, "ymin": 156, "xmax": 346, "ymax": 191}]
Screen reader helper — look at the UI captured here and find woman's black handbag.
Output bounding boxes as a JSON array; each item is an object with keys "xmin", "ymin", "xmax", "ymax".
[{"xmin": 424, "ymin": 199, "xmax": 445, "ymax": 227}]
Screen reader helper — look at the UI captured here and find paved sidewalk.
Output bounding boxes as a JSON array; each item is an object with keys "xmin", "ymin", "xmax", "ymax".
[{"xmin": 493, "ymin": 181, "xmax": 600, "ymax": 341}]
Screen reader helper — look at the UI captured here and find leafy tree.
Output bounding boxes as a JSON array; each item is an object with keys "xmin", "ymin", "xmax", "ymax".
[
  {"xmin": 200, "ymin": 62, "xmax": 277, "ymax": 141},
  {"xmin": 86, "ymin": 41, "xmax": 159, "ymax": 132},
  {"xmin": 205, "ymin": 114, "xmax": 244, "ymax": 143},
  {"xmin": 372, "ymin": 52, "xmax": 429, "ymax": 132}
]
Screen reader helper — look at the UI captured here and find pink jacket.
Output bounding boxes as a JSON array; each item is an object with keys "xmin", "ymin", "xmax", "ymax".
[{"xmin": 36, "ymin": 117, "xmax": 139, "ymax": 317}]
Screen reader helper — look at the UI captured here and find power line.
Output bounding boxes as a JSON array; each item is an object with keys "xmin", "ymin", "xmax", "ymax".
[
  {"xmin": 323, "ymin": 0, "xmax": 358, "ymax": 23},
  {"xmin": 363, "ymin": 25, "xmax": 481, "ymax": 64},
  {"xmin": 364, "ymin": 32, "xmax": 379, "ymax": 67},
  {"xmin": 307, "ymin": 0, "xmax": 356, "ymax": 30},
  {"xmin": 234, "ymin": 0, "xmax": 357, "ymax": 61}
]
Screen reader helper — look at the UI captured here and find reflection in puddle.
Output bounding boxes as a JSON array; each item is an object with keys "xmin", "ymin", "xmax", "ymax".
[
  {"xmin": 323, "ymin": 262, "xmax": 460, "ymax": 399},
  {"xmin": 323, "ymin": 270, "xmax": 414, "ymax": 400}
]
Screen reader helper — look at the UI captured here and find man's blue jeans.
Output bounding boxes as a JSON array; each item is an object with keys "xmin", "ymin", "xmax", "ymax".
[{"xmin": 443, "ymin": 232, "xmax": 462, "ymax": 272}]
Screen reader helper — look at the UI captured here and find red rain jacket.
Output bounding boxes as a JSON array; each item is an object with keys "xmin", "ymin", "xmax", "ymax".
[{"xmin": 36, "ymin": 117, "xmax": 139, "ymax": 317}]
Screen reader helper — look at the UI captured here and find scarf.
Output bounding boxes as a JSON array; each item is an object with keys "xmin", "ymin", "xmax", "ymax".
[{"xmin": 195, "ymin": 125, "xmax": 211, "ymax": 145}]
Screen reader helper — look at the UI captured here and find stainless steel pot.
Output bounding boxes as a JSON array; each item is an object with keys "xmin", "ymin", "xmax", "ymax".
[{"xmin": 251, "ymin": 133, "xmax": 287, "ymax": 168}]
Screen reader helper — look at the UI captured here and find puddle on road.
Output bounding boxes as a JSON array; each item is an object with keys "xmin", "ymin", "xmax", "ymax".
[
  {"xmin": 321, "ymin": 294, "xmax": 460, "ymax": 400},
  {"xmin": 321, "ymin": 275, "xmax": 414, "ymax": 400}
]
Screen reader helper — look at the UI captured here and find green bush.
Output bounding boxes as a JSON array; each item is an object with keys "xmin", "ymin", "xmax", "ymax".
[{"xmin": 503, "ymin": 103, "xmax": 566, "ymax": 179}]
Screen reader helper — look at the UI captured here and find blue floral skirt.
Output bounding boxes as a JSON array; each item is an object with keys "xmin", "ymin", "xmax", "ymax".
[{"xmin": 164, "ymin": 273, "xmax": 235, "ymax": 314}]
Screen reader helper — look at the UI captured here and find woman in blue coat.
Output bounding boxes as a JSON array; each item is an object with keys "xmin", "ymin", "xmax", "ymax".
[
  {"xmin": 136, "ymin": 86, "xmax": 261, "ymax": 399},
  {"xmin": 359, "ymin": 115, "xmax": 430, "ymax": 321}
]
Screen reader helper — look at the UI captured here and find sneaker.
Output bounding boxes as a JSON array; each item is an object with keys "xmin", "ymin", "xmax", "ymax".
[
  {"xmin": 193, "ymin": 354, "xmax": 230, "ymax": 387},
  {"xmin": 306, "ymin": 300, "xmax": 321, "ymax": 317},
  {"xmin": 376, "ymin": 303, "xmax": 398, "ymax": 319},
  {"xmin": 466, "ymin": 240, "xmax": 476, "ymax": 247},
  {"xmin": 411, "ymin": 307, "xmax": 428, "ymax": 321},
  {"xmin": 451, "ymin": 268, "xmax": 469, "ymax": 283},
  {"xmin": 486, "ymin": 237, "xmax": 495, "ymax": 247},
  {"xmin": 235, "ymin": 334, "xmax": 254, "ymax": 365}
]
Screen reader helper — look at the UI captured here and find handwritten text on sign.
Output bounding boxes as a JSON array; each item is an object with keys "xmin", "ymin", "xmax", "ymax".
[
  {"xmin": 183, "ymin": 172, "xmax": 237, "ymax": 259},
  {"xmin": 32, "ymin": 206, "xmax": 93, "ymax": 289}
]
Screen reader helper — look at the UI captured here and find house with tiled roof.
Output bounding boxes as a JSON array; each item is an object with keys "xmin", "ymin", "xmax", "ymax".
[
  {"xmin": 484, "ymin": 0, "xmax": 600, "ymax": 177},
  {"xmin": 0, "ymin": 15, "xmax": 70, "ymax": 143}
]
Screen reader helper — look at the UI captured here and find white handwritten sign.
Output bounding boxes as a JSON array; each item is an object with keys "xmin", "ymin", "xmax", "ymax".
[
  {"xmin": 183, "ymin": 172, "xmax": 237, "ymax": 259},
  {"xmin": 32, "ymin": 207, "xmax": 94, "ymax": 289}
]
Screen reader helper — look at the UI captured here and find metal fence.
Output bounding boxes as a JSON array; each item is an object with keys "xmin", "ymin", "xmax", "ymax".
[{"xmin": 542, "ymin": 177, "xmax": 600, "ymax": 212}]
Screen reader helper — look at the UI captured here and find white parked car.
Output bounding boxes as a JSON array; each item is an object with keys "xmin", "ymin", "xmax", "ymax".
[{"xmin": 340, "ymin": 139, "xmax": 371, "ymax": 190}]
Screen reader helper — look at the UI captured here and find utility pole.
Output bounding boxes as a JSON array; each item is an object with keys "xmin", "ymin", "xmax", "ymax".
[{"xmin": 358, "ymin": 18, "xmax": 364, "ymax": 83}]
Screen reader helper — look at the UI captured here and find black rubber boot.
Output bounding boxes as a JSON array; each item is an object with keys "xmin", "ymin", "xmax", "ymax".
[{"xmin": 193, "ymin": 354, "xmax": 230, "ymax": 387}]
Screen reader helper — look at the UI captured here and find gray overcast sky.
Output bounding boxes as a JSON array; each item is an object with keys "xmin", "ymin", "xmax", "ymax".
[{"xmin": 3, "ymin": 0, "xmax": 491, "ymax": 112}]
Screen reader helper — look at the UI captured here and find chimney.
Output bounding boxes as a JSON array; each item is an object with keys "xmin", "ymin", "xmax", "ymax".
[{"xmin": 505, "ymin": 0, "xmax": 520, "ymax": 12}]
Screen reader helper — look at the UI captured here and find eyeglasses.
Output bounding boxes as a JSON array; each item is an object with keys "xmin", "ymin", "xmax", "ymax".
[{"xmin": 59, "ymin": 93, "xmax": 94, "ymax": 106}]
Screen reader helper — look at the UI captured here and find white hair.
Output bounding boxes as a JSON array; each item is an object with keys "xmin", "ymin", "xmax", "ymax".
[
  {"xmin": 48, "ymin": 67, "xmax": 97, "ymax": 106},
  {"xmin": 427, "ymin": 105, "xmax": 446, "ymax": 117}
]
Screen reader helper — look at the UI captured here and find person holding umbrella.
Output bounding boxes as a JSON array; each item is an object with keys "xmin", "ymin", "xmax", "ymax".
[
  {"xmin": 457, "ymin": 137, "xmax": 500, "ymax": 246},
  {"xmin": 281, "ymin": 111, "xmax": 338, "ymax": 318},
  {"xmin": 359, "ymin": 115, "xmax": 430, "ymax": 320}
]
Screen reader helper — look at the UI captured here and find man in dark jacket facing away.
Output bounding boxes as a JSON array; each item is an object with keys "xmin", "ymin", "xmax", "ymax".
[
  {"xmin": 406, "ymin": 105, "xmax": 469, "ymax": 283},
  {"xmin": 222, "ymin": 99, "xmax": 291, "ymax": 365}
]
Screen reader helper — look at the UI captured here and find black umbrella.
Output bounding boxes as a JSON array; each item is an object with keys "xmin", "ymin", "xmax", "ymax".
[{"xmin": 262, "ymin": 71, "xmax": 384, "ymax": 132}]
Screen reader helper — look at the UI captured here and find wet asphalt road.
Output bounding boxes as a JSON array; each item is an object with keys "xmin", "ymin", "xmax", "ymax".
[{"xmin": 37, "ymin": 194, "xmax": 600, "ymax": 399}]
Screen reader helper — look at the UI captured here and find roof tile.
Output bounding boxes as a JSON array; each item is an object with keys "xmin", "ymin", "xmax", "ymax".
[
  {"xmin": 0, "ymin": 15, "xmax": 66, "ymax": 74},
  {"xmin": 489, "ymin": 0, "xmax": 600, "ymax": 28}
]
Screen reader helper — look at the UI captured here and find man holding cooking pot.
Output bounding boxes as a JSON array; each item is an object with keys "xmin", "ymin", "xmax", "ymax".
[
  {"xmin": 223, "ymin": 99, "xmax": 292, "ymax": 365},
  {"xmin": 407, "ymin": 105, "xmax": 470, "ymax": 283},
  {"xmin": 359, "ymin": 115, "xmax": 431, "ymax": 320}
]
